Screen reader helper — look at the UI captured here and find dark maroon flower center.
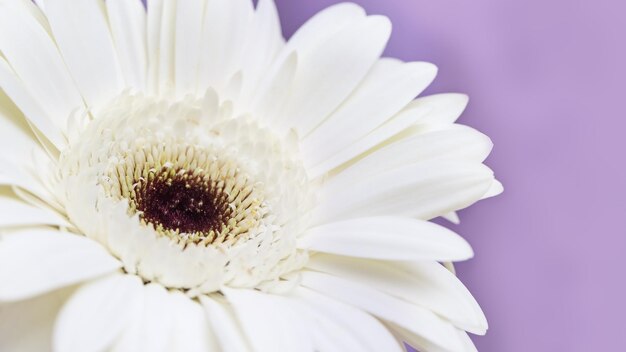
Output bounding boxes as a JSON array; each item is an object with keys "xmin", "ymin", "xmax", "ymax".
[{"xmin": 134, "ymin": 169, "xmax": 232, "ymax": 235}]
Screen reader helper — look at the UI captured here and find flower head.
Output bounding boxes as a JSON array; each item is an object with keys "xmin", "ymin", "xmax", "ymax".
[{"xmin": 0, "ymin": 1, "xmax": 501, "ymax": 351}]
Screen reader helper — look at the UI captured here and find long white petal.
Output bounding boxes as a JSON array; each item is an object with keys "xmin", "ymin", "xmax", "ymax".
[
  {"xmin": 200, "ymin": 295, "xmax": 252, "ymax": 352},
  {"xmin": 413, "ymin": 93, "xmax": 469, "ymax": 125},
  {"xmin": 483, "ymin": 179, "xmax": 504, "ymax": 199},
  {"xmin": 0, "ymin": 3, "xmax": 84, "ymax": 129},
  {"xmin": 174, "ymin": 0, "xmax": 207, "ymax": 95},
  {"xmin": 198, "ymin": 0, "xmax": 254, "ymax": 91},
  {"xmin": 279, "ymin": 3, "xmax": 365, "ymax": 60},
  {"xmin": 222, "ymin": 288, "xmax": 314, "ymax": 352},
  {"xmin": 250, "ymin": 52, "xmax": 298, "ymax": 123},
  {"xmin": 111, "ymin": 284, "xmax": 174, "ymax": 352},
  {"xmin": 0, "ymin": 230, "xmax": 121, "ymax": 302},
  {"xmin": 331, "ymin": 124, "xmax": 493, "ymax": 183},
  {"xmin": 146, "ymin": 0, "xmax": 164, "ymax": 93},
  {"xmin": 308, "ymin": 93, "xmax": 469, "ymax": 178},
  {"xmin": 53, "ymin": 274, "xmax": 143, "ymax": 352},
  {"xmin": 296, "ymin": 288, "xmax": 404, "ymax": 352},
  {"xmin": 0, "ymin": 57, "xmax": 65, "ymax": 148},
  {"xmin": 307, "ymin": 255, "xmax": 488, "ymax": 334},
  {"xmin": 0, "ymin": 287, "xmax": 74, "ymax": 352},
  {"xmin": 299, "ymin": 217, "xmax": 473, "ymax": 262},
  {"xmin": 107, "ymin": 0, "xmax": 148, "ymax": 91},
  {"xmin": 313, "ymin": 160, "xmax": 494, "ymax": 224},
  {"xmin": 169, "ymin": 292, "xmax": 217, "ymax": 352},
  {"xmin": 238, "ymin": 0, "xmax": 284, "ymax": 105},
  {"xmin": 302, "ymin": 59, "xmax": 437, "ymax": 167},
  {"xmin": 44, "ymin": 0, "xmax": 124, "ymax": 108},
  {"xmin": 277, "ymin": 15, "xmax": 391, "ymax": 135},
  {"xmin": 0, "ymin": 157, "xmax": 62, "ymax": 213},
  {"xmin": 0, "ymin": 92, "xmax": 43, "ymax": 165},
  {"xmin": 0, "ymin": 195, "xmax": 68, "ymax": 228},
  {"xmin": 300, "ymin": 270, "xmax": 465, "ymax": 351}
]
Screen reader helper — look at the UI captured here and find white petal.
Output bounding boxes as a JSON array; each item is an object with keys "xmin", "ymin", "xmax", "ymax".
[
  {"xmin": 307, "ymin": 255, "xmax": 488, "ymax": 334},
  {"xmin": 53, "ymin": 274, "xmax": 143, "ymax": 352},
  {"xmin": 279, "ymin": 3, "xmax": 365, "ymax": 60},
  {"xmin": 0, "ymin": 3, "xmax": 84, "ymax": 129},
  {"xmin": 44, "ymin": 0, "xmax": 124, "ymax": 108},
  {"xmin": 483, "ymin": 179, "xmax": 504, "ymax": 199},
  {"xmin": 308, "ymin": 93, "xmax": 469, "ymax": 178},
  {"xmin": 198, "ymin": 0, "xmax": 254, "ymax": 91},
  {"xmin": 300, "ymin": 270, "xmax": 465, "ymax": 351},
  {"xmin": 199, "ymin": 295, "xmax": 251, "ymax": 352},
  {"xmin": 0, "ymin": 230, "xmax": 121, "ymax": 302},
  {"xmin": 0, "ymin": 91, "xmax": 42, "ymax": 165},
  {"xmin": 0, "ymin": 57, "xmax": 65, "ymax": 148},
  {"xmin": 107, "ymin": 0, "xmax": 148, "ymax": 92},
  {"xmin": 0, "ymin": 195, "xmax": 68, "ymax": 228},
  {"xmin": 169, "ymin": 292, "xmax": 217, "ymax": 352},
  {"xmin": 296, "ymin": 288, "xmax": 404, "ymax": 352},
  {"xmin": 0, "ymin": 153, "xmax": 64, "ymax": 213},
  {"xmin": 330, "ymin": 124, "xmax": 493, "ymax": 183},
  {"xmin": 174, "ymin": 0, "xmax": 207, "ymax": 95},
  {"xmin": 442, "ymin": 211, "xmax": 461, "ymax": 224},
  {"xmin": 414, "ymin": 93, "xmax": 469, "ymax": 125},
  {"xmin": 250, "ymin": 52, "xmax": 298, "ymax": 123},
  {"xmin": 313, "ymin": 160, "xmax": 495, "ymax": 224},
  {"xmin": 156, "ymin": 0, "xmax": 176, "ymax": 92},
  {"xmin": 111, "ymin": 284, "xmax": 174, "ymax": 352},
  {"xmin": 238, "ymin": 0, "xmax": 285, "ymax": 104},
  {"xmin": 0, "ymin": 287, "xmax": 74, "ymax": 352},
  {"xmin": 302, "ymin": 59, "xmax": 437, "ymax": 167},
  {"xmin": 277, "ymin": 15, "xmax": 391, "ymax": 135},
  {"xmin": 222, "ymin": 288, "xmax": 314, "ymax": 352},
  {"xmin": 0, "ymin": 157, "xmax": 47, "ymax": 192},
  {"xmin": 299, "ymin": 217, "xmax": 473, "ymax": 262},
  {"xmin": 146, "ymin": 0, "xmax": 164, "ymax": 93}
]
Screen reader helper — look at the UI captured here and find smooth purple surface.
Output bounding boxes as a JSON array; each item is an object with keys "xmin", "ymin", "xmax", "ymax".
[{"xmin": 275, "ymin": 1, "xmax": 626, "ymax": 351}]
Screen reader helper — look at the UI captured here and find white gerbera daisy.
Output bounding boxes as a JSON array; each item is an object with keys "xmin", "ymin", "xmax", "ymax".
[{"xmin": 0, "ymin": 0, "xmax": 502, "ymax": 351}]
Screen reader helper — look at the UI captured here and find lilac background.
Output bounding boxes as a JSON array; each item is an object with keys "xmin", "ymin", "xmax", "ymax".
[{"xmin": 275, "ymin": 1, "xmax": 626, "ymax": 351}]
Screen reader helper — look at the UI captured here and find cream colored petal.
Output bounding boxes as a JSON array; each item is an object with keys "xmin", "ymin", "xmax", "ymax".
[
  {"xmin": 200, "ymin": 295, "xmax": 252, "ymax": 352},
  {"xmin": 0, "ymin": 195, "xmax": 68, "ymax": 228},
  {"xmin": 277, "ymin": 15, "xmax": 391, "ymax": 135},
  {"xmin": 299, "ymin": 217, "xmax": 473, "ymax": 262},
  {"xmin": 107, "ymin": 0, "xmax": 148, "ymax": 92},
  {"xmin": 302, "ymin": 59, "xmax": 437, "ymax": 167},
  {"xmin": 312, "ymin": 160, "xmax": 494, "ymax": 224},
  {"xmin": 0, "ymin": 57, "xmax": 65, "ymax": 149},
  {"xmin": 0, "ymin": 2, "xmax": 84, "ymax": 130},
  {"xmin": 300, "ymin": 270, "xmax": 465, "ymax": 351},
  {"xmin": 111, "ymin": 284, "xmax": 174, "ymax": 352},
  {"xmin": 0, "ymin": 230, "xmax": 121, "ymax": 302},
  {"xmin": 43, "ymin": 0, "xmax": 124, "ymax": 108},
  {"xmin": 222, "ymin": 288, "xmax": 315, "ymax": 352},
  {"xmin": 169, "ymin": 291, "xmax": 218, "ymax": 352},
  {"xmin": 307, "ymin": 255, "xmax": 488, "ymax": 335},
  {"xmin": 308, "ymin": 93, "xmax": 470, "ymax": 178},
  {"xmin": 296, "ymin": 288, "xmax": 404, "ymax": 352},
  {"xmin": 53, "ymin": 274, "xmax": 143, "ymax": 352},
  {"xmin": 0, "ymin": 286, "xmax": 74, "ymax": 352}
]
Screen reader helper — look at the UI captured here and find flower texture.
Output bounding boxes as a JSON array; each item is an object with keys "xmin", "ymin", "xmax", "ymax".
[{"xmin": 0, "ymin": 0, "xmax": 502, "ymax": 351}]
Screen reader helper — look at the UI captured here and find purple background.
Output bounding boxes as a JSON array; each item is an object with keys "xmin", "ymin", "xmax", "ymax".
[{"xmin": 275, "ymin": 1, "xmax": 626, "ymax": 351}]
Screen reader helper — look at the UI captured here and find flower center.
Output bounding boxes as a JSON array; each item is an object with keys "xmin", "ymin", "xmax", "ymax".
[
  {"xmin": 133, "ymin": 168, "xmax": 232, "ymax": 242},
  {"xmin": 59, "ymin": 91, "xmax": 313, "ymax": 292}
]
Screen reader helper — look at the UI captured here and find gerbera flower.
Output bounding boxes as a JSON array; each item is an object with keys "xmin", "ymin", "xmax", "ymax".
[{"xmin": 0, "ymin": 0, "xmax": 502, "ymax": 351}]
